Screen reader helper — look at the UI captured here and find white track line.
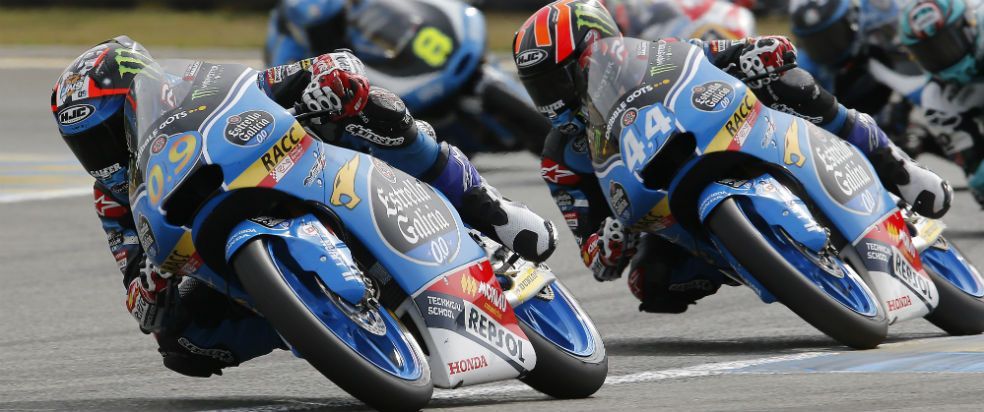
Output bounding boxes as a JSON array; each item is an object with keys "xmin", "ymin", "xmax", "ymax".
[
  {"xmin": 202, "ymin": 352, "xmax": 831, "ymax": 412},
  {"xmin": 0, "ymin": 187, "xmax": 90, "ymax": 204}
]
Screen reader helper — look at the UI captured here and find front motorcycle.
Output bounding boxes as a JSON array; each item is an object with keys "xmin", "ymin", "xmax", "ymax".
[
  {"xmin": 264, "ymin": 0, "xmax": 550, "ymax": 155},
  {"xmin": 125, "ymin": 59, "xmax": 605, "ymax": 411},
  {"xmin": 583, "ymin": 37, "xmax": 984, "ymax": 349}
]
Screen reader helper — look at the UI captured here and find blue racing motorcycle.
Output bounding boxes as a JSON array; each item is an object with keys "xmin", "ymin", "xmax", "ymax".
[
  {"xmin": 585, "ymin": 37, "xmax": 984, "ymax": 349},
  {"xmin": 125, "ymin": 59, "xmax": 605, "ymax": 411},
  {"xmin": 265, "ymin": 0, "xmax": 550, "ymax": 155}
]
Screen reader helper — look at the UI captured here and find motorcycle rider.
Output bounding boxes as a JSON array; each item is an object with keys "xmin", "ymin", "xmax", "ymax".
[
  {"xmin": 899, "ymin": 0, "xmax": 984, "ymax": 206},
  {"xmin": 791, "ymin": 0, "xmax": 931, "ymax": 156},
  {"xmin": 790, "ymin": 0, "xmax": 906, "ymax": 115},
  {"xmin": 51, "ymin": 35, "xmax": 556, "ymax": 377},
  {"xmin": 513, "ymin": 0, "xmax": 952, "ymax": 313}
]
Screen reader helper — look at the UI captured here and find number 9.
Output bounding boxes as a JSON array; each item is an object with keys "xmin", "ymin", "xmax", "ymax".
[
  {"xmin": 147, "ymin": 164, "xmax": 164, "ymax": 205},
  {"xmin": 413, "ymin": 27, "xmax": 453, "ymax": 67}
]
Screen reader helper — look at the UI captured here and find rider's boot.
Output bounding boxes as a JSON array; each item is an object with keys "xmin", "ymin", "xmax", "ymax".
[{"xmin": 843, "ymin": 111, "xmax": 953, "ymax": 219}]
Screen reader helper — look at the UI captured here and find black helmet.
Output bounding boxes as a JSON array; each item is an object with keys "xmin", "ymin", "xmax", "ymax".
[
  {"xmin": 513, "ymin": 0, "xmax": 620, "ymax": 134},
  {"xmin": 51, "ymin": 35, "xmax": 153, "ymax": 193},
  {"xmin": 790, "ymin": 0, "xmax": 861, "ymax": 64}
]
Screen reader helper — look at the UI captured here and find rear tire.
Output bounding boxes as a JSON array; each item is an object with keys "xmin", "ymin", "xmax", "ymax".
[
  {"xmin": 707, "ymin": 198, "xmax": 888, "ymax": 349},
  {"xmin": 233, "ymin": 238, "xmax": 432, "ymax": 412}
]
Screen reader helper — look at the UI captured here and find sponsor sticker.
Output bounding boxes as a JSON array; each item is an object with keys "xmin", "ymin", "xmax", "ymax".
[
  {"xmin": 609, "ymin": 181, "xmax": 631, "ymax": 220},
  {"xmin": 224, "ymin": 110, "xmax": 275, "ymax": 147},
  {"xmin": 515, "ymin": 49, "xmax": 548, "ymax": 68},
  {"xmin": 57, "ymin": 104, "xmax": 95, "ymax": 126},
  {"xmin": 691, "ymin": 81, "xmax": 735, "ymax": 112},
  {"xmin": 370, "ymin": 170, "xmax": 460, "ymax": 265},
  {"xmin": 809, "ymin": 126, "xmax": 876, "ymax": 213}
]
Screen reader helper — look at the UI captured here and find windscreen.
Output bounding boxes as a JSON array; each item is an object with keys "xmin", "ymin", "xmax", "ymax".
[
  {"xmin": 348, "ymin": 0, "xmax": 422, "ymax": 59},
  {"xmin": 583, "ymin": 37, "xmax": 655, "ymax": 165},
  {"xmin": 129, "ymin": 59, "xmax": 200, "ymax": 151}
]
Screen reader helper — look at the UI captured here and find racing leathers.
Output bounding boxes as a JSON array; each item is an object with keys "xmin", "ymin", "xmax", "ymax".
[
  {"xmin": 63, "ymin": 50, "xmax": 556, "ymax": 377},
  {"xmin": 545, "ymin": 36, "xmax": 952, "ymax": 313}
]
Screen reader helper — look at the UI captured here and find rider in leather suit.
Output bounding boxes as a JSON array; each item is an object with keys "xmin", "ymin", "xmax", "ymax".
[
  {"xmin": 899, "ymin": 0, "xmax": 984, "ymax": 206},
  {"xmin": 513, "ymin": 0, "xmax": 952, "ymax": 313},
  {"xmin": 51, "ymin": 35, "xmax": 556, "ymax": 377}
]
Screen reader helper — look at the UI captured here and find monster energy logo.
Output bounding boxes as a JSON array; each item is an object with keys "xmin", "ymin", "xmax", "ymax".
[
  {"xmin": 191, "ymin": 87, "xmax": 219, "ymax": 100},
  {"xmin": 115, "ymin": 49, "xmax": 148, "ymax": 77},
  {"xmin": 574, "ymin": 3, "xmax": 617, "ymax": 35}
]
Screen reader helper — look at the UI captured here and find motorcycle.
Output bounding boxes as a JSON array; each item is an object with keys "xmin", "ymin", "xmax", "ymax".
[
  {"xmin": 125, "ymin": 59, "xmax": 606, "ymax": 411},
  {"xmin": 584, "ymin": 37, "xmax": 984, "ymax": 349},
  {"xmin": 264, "ymin": 0, "xmax": 550, "ymax": 155}
]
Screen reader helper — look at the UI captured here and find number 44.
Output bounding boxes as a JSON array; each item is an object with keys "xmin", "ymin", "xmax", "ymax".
[{"xmin": 623, "ymin": 105, "xmax": 673, "ymax": 170}]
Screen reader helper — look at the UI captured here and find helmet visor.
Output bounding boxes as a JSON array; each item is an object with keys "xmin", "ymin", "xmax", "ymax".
[
  {"xmin": 520, "ymin": 60, "xmax": 579, "ymax": 120},
  {"xmin": 796, "ymin": 17, "xmax": 857, "ymax": 64},
  {"xmin": 907, "ymin": 20, "xmax": 974, "ymax": 73}
]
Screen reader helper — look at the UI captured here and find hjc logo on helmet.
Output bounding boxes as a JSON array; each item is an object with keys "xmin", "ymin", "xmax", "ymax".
[
  {"xmin": 57, "ymin": 104, "xmax": 95, "ymax": 125},
  {"xmin": 516, "ymin": 49, "xmax": 548, "ymax": 68}
]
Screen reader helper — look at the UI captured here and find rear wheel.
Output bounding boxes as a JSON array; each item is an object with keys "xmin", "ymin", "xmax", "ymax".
[
  {"xmin": 707, "ymin": 198, "xmax": 888, "ymax": 349},
  {"xmin": 516, "ymin": 282, "xmax": 608, "ymax": 398},
  {"xmin": 233, "ymin": 238, "xmax": 432, "ymax": 412},
  {"xmin": 922, "ymin": 238, "xmax": 984, "ymax": 335}
]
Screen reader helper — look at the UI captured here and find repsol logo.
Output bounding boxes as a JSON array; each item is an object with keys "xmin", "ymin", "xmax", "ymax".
[
  {"xmin": 58, "ymin": 104, "xmax": 94, "ymax": 125},
  {"xmin": 261, "ymin": 129, "xmax": 303, "ymax": 171},
  {"xmin": 466, "ymin": 307, "xmax": 526, "ymax": 364}
]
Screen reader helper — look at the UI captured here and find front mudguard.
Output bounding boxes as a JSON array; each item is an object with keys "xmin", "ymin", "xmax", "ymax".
[
  {"xmin": 697, "ymin": 174, "xmax": 830, "ymax": 302},
  {"xmin": 225, "ymin": 213, "xmax": 367, "ymax": 305},
  {"xmin": 698, "ymin": 174, "xmax": 828, "ymax": 252}
]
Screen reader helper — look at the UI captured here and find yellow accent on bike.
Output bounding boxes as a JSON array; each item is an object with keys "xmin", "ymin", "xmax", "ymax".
[{"xmin": 413, "ymin": 27, "xmax": 454, "ymax": 67}]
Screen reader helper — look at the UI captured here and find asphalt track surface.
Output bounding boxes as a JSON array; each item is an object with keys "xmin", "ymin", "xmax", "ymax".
[{"xmin": 3, "ymin": 49, "xmax": 984, "ymax": 411}]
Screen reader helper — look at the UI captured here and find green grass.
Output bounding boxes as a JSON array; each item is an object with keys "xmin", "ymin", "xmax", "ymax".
[
  {"xmin": 0, "ymin": 7, "xmax": 789, "ymax": 51},
  {"xmin": 0, "ymin": 7, "xmax": 268, "ymax": 48}
]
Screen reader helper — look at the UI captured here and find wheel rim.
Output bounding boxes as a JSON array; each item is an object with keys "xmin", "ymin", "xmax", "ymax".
[
  {"xmin": 514, "ymin": 283, "xmax": 597, "ymax": 357},
  {"xmin": 771, "ymin": 226, "xmax": 881, "ymax": 317},
  {"xmin": 921, "ymin": 238, "xmax": 984, "ymax": 298},
  {"xmin": 268, "ymin": 241, "xmax": 425, "ymax": 380}
]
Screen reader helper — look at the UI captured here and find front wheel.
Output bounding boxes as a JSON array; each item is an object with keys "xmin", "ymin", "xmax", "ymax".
[
  {"xmin": 232, "ymin": 238, "xmax": 432, "ymax": 412},
  {"xmin": 515, "ymin": 281, "xmax": 608, "ymax": 398},
  {"xmin": 922, "ymin": 237, "xmax": 984, "ymax": 335},
  {"xmin": 707, "ymin": 198, "xmax": 888, "ymax": 349}
]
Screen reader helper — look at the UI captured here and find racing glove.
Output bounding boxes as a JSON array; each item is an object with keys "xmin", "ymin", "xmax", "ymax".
[
  {"xmin": 581, "ymin": 217, "xmax": 639, "ymax": 282},
  {"xmin": 125, "ymin": 258, "xmax": 182, "ymax": 335},
  {"xmin": 734, "ymin": 36, "xmax": 797, "ymax": 88},
  {"xmin": 300, "ymin": 51, "xmax": 371, "ymax": 122}
]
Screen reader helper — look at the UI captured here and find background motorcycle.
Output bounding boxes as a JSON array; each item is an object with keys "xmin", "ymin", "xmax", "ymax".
[
  {"xmin": 265, "ymin": 0, "xmax": 551, "ymax": 155},
  {"xmin": 126, "ymin": 59, "xmax": 605, "ymax": 411},
  {"xmin": 608, "ymin": 0, "xmax": 756, "ymax": 41},
  {"xmin": 585, "ymin": 37, "xmax": 984, "ymax": 349}
]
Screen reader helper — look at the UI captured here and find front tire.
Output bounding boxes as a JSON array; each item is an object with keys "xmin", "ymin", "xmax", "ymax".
[
  {"xmin": 517, "ymin": 282, "xmax": 608, "ymax": 398},
  {"xmin": 922, "ymin": 239, "xmax": 984, "ymax": 335},
  {"xmin": 233, "ymin": 238, "xmax": 432, "ymax": 412},
  {"xmin": 707, "ymin": 198, "xmax": 888, "ymax": 349}
]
